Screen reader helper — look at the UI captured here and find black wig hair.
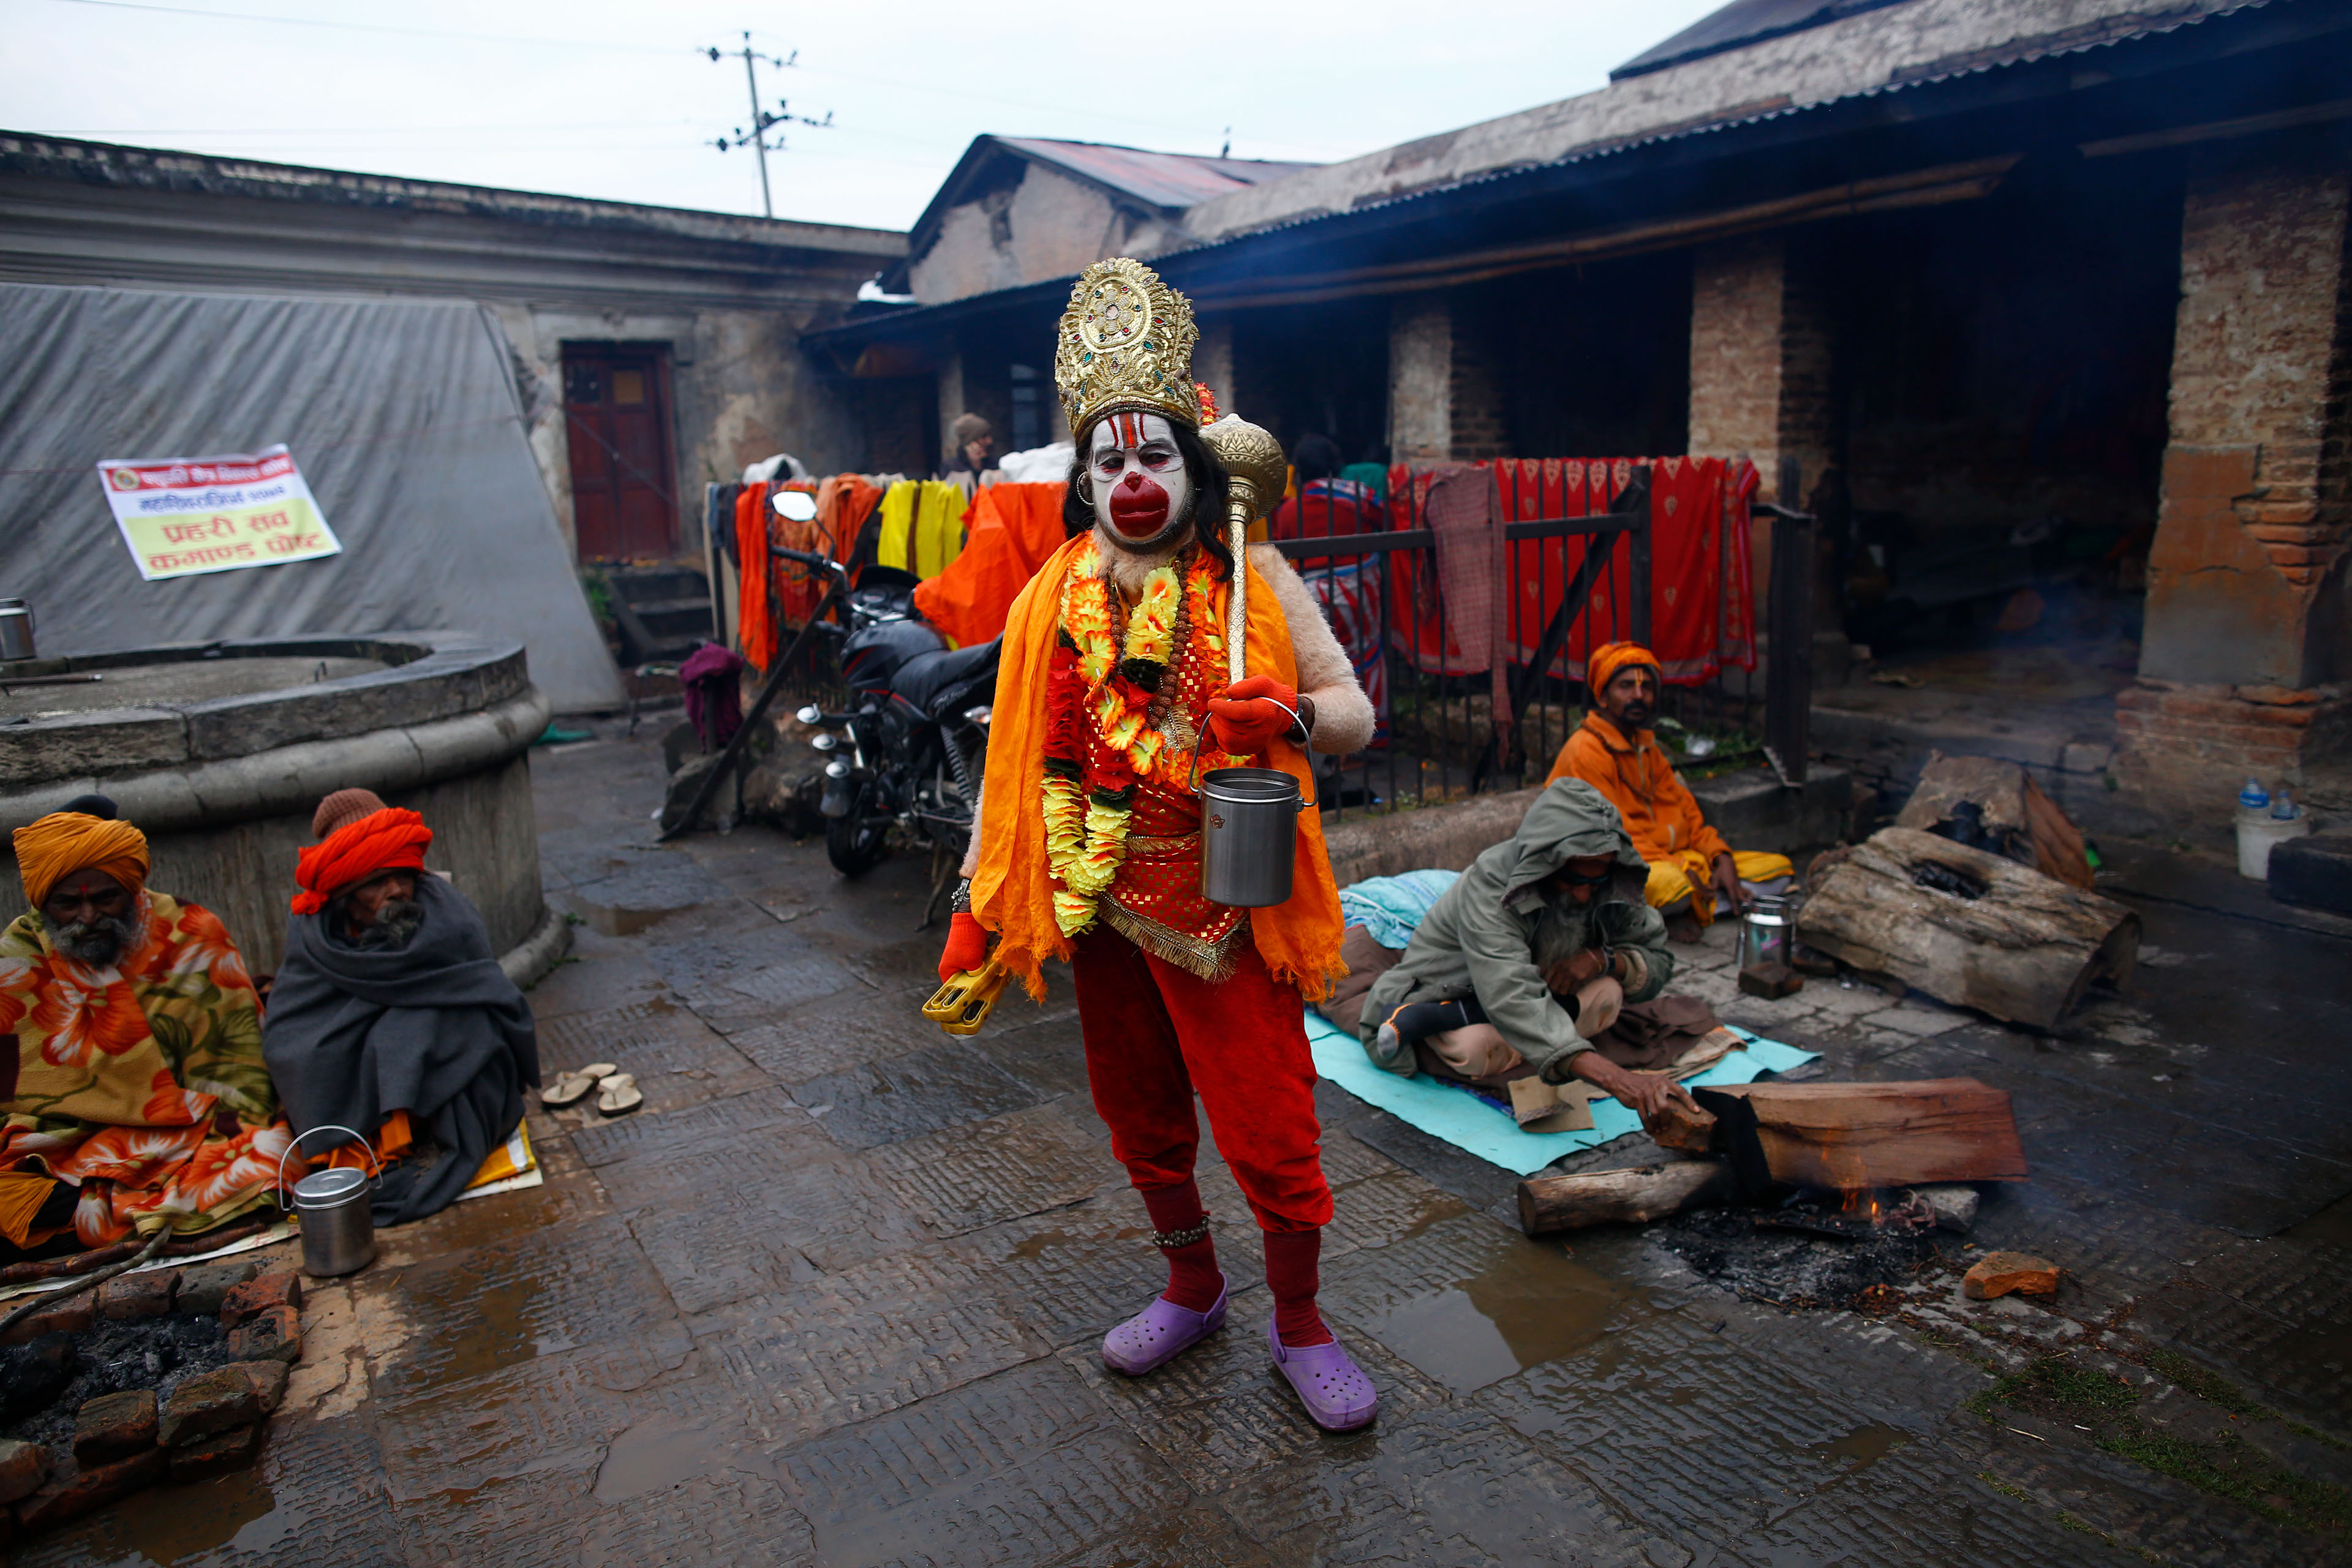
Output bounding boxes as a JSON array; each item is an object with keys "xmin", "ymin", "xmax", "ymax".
[{"xmin": 1061, "ymin": 420, "xmax": 1235, "ymax": 579}]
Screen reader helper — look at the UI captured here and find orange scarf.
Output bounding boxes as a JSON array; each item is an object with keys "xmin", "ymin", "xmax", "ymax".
[
  {"xmin": 292, "ymin": 809, "xmax": 432, "ymax": 914},
  {"xmin": 972, "ymin": 536, "xmax": 1345, "ymax": 1001}
]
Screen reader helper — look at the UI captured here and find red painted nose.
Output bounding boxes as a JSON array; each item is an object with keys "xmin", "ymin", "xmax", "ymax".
[{"xmin": 1120, "ymin": 470, "xmax": 1148, "ymax": 491}]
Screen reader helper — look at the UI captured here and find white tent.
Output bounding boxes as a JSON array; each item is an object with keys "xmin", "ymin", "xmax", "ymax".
[{"xmin": 0, "ymin": 282, "xmax": 624, "ymax": 712}]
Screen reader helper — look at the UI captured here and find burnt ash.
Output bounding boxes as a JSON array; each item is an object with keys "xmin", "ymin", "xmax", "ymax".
[
  {"xmin": 1654, "ymin": 1203, "xmax": 1948, "ymax": 1310},
  {"xmin": 0, "ymin": 1313, "xmax": 239, "ymax": 1450}
]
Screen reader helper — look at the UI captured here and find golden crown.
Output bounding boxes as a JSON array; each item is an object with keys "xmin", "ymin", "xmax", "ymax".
[{"xmin": 1053, "ymin": 257, "xmax": 1200, "ymax": 437}]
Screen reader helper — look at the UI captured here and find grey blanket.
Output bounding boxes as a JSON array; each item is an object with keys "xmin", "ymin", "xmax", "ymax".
[{"xmin": 262, "ymin": 875, "xmax": 540, "ymax": 1225}]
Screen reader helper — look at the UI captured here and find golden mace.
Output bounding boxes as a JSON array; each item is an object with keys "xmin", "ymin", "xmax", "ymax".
[{"xmin": 1197, "ymin": 414, "xmax": 1287, "ymax": 683}]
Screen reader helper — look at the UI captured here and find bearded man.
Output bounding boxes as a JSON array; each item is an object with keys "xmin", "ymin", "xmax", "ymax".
[
  {"xmin": 938, "ymin": 258, "xmax": 1381, "ymax": 1431},
  {"xmin": 260, "ymin": 789, "xmax": 538, "ymax": 1225},
  {"xmin": 1547, "ymin": 643, "xmax": 1793, "ymax": 933},
  {"xmin": 0, "ymin": 797, "xmax": 287, "ymax": 1253}
]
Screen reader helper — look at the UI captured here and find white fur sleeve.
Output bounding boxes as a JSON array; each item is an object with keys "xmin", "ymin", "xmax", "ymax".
[
  {"xmin": 959, "ymin": 783, "xmax": 984, "ymax": 880},
  {"xmin": 1248, "ymin": 543, "xmax": 1374, "ymax": 755}
]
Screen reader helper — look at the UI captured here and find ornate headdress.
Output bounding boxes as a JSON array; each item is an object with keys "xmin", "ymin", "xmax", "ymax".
[{"xmin": 1054, "ymin": 257, "xmax": 1200, "ymax": 438}]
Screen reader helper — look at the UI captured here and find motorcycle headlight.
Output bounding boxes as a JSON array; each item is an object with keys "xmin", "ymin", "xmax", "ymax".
[{"xmin": 963, "ymin": 705, "xmax": 993, "ymax": 726}]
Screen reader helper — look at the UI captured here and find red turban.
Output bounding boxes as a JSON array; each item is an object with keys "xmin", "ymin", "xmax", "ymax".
[
  {"xmin": 291, "ymin": 809, "xmax": 432, "ymax": 915},
  {"xmin": 1586, "ymin": 642, "xmax": 1661, "ymax": 701}
]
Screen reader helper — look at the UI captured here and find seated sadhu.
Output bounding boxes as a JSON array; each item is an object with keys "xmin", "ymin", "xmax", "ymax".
[
  {"xmin": 261, "ymin": 790, "xmax": 538, "ymax": 1224},
  {"xmin": 0, "ymin": 798, "xmax": 288, "ymax": 1253},
  {"xmin": 1354, "ymin": 780, "xmax": 1687, "ymax": 1118},
  {"xmin": 1546, "ymin": 642, "xmax": 1792, "ymax": 932}
]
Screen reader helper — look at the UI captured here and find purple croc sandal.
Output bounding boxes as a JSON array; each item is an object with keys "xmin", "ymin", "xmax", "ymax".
[
  {"xmin": 1267, "ymin": 1319, "xmax": 1379, "ymax": 1431},
  {"xmin": 1102, "ymin": 1275, "xmax": 1229, "ymax": 1376}
]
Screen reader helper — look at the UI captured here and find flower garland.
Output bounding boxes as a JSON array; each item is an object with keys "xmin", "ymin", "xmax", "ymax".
[{"xmin": 1044, "ymin": 537, "xmax": 1249, "ymax": 936}]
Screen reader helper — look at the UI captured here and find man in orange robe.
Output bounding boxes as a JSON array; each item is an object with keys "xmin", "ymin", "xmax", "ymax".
[
  {"xmin": 0, "ymin": 797, "xmax": 287, "ymax": 1253},
  {"xmin": 938, "ymin": 259, "xmax": 1383, "ymax": 1431},
  {"xmin": 1546, "ymin": 642, "xmax": 1792, "ymax": 930}
]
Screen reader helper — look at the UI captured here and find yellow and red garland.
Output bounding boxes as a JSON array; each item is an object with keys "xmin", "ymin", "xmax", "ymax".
[{"xmin": 1044, "ymin": 536, "xmax": 1250, "ymax": 937}]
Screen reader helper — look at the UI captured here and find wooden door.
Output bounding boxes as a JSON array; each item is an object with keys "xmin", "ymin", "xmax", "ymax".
[{"xmin": 562, "ymin": 342, "xmax": 679, "ymax": 559}]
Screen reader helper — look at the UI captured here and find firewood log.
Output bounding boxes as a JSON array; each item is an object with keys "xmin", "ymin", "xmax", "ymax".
[
  {"xmin": 1640, "ymin": 1095, "xmax": 1718, "ymax": 1154},
  {"xmin": 1702, "ymin": 1078, "xmax": 2026, "ymax": 1188},
  {"xmin": 1516, "ymin": 1160, "xmax": 1733, "ymax": 1235},
  {"xmin": 1793, "ymin": 827, "xmax": 2136, "ymax": 1028}
]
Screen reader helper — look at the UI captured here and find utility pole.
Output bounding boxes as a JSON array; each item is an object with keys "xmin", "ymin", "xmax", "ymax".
[{"xmin": 707, "ymin": 32, "xmax": 833, "ymax": 219}]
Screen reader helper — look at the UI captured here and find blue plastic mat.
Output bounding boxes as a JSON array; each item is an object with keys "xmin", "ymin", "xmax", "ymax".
[{"xmin": 1305, "ymin": 1011, "xmax": 1817, "ymax": 1176}]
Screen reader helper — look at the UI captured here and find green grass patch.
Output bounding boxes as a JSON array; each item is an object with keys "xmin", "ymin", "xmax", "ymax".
[
  {"xmin": 2144, "ymin": 1346, "xmax": 2352, "ymax": 1452},
  {"xmin": 2098, "ymin": 1429, "xmax": 2352, "ymax": 1539},
  {"xmin": 1970, "ymin": 1356, "xmax": 2139, "ymax": 1419}
]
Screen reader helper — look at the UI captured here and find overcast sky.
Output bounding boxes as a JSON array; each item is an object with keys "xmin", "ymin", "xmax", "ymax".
[{"xmin": 2, "ymin": 0, "xmax": 1725, "ymax": 232}]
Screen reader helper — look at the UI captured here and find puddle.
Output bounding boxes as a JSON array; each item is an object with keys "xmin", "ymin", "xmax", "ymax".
[
  {"xmin": 86, "ymin": 1464, "xmax": 285, "ymax": 1564},
  {"xmin": 1010, "ymin": 1228, "xmax": 1080, "ymax": 1261},
  {"xmin": 1363, "ymin": 1241, "xmax": 1634, "ymax": 1393},
  {"xmin": 593, "ymin": 1417, "xmax": 733, "ymax": 1503},
  {"xmin": 569, "ymin": 897, "xmax": 691, "ymax": 937},
  {"xmin": 410, "ymin": 1270, "xmax": 549, "ymax": 1388},
  {"xmin": 1807, "ymin": 1421, "xmax": 1910, "ymax": 1484}
]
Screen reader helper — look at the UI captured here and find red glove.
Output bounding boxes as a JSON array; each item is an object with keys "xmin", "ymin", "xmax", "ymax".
[
  {"xmin": 938, "ymin": 911, "xmax": 989, "ymax": 982},
  {"xmin": 1205, "ymin": 675, "xmax": 1300, "ymax": 755}
]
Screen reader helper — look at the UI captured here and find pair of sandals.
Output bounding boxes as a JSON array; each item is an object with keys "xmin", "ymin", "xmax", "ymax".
[{"xmin": 542, "ymin": 1063, "xmax": 643, "ymax": 1117}]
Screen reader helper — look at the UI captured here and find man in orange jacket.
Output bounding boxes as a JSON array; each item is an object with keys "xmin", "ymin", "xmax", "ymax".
[{"xmin": 1546, "ymin": 642, "xmax": 1792, "ymax": 932}]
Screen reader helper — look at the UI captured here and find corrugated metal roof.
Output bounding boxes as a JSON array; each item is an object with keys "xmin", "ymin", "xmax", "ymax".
[
  {"xmin": 995, "ymin": 138, "xmax": 1314, "ymax": 211},
  {"xmin": 1613, "ymin": 0, "xmax": 1917, "ymax": 81}
]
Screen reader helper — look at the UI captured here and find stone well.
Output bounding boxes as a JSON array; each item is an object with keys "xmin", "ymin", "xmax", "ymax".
[{"xmin": 0, "ymin": 632, "xmax": 564, "ymax": 980}]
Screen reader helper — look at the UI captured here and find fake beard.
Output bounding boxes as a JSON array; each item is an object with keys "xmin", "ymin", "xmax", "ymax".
[
  {"xmin": 1091, "ymin": 481, "xmax": 1202, "ymax": 597},
  {"xmin": 43, "ymin": 911, "xmax": 135, "ymax": 968}
]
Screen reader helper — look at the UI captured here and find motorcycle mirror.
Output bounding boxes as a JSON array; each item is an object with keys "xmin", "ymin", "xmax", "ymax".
[{"xmin": 771, "ymin": 489, "xmax": 819, "ymax": 523}]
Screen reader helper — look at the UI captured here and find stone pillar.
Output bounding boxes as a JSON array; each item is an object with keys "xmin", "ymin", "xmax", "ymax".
[
  {"xmin": 1687, "ymin": 231, "xmax": 1837, "ymax": 607},
  {"xmin": 1195, "ymin": 317, "xmax": 1235, "ymax": 418},
  {"xmin": 1389, "ymin": 293, "xmax": 1453, "ymax": 463},
  {"xmin": 2118, "ymin": 149, "xmax": 2352, "ymax": 805},
  {"xmin": 935, "ymin": 350, "xmax": 965, "ymax": 472}
]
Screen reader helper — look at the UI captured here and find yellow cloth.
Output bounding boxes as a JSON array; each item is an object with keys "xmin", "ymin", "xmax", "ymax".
[
  {"xmin": 912, "ymin": 480, "xmax": 970, "ymax": 580},
  {"xmin": 875, "ymin": 481, "xmax": 918, "ymax": 571},
  {"xmin": 0, "ymin": 1169, "xmax": 56, "ymax": 1247},
  {"xmin": 1645, "ymin": 850, "xmax": 1795, "ymax": 926},
  {"xmin": 12, "ymin": 812, "xmax": 149, "ymax": 910},
  {"xmin": 971, "ymin": 536, "xmax": 1346, "ymax": 1003}
]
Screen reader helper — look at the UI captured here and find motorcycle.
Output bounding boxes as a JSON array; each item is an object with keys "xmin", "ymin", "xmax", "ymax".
[{"xmin": 771, "ymin": 541, "xmax": 999, "ymax": 885}]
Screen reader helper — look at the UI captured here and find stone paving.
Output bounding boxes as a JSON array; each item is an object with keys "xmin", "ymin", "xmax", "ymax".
[{"xmin": 24, "ymin": 723, "xmax": 2352, "ymax": 1566}]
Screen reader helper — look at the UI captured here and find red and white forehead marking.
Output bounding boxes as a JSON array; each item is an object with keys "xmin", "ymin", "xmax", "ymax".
[{"xmin": 1090, "ymin": 412, "xmax": 1175, "ymax": 455}]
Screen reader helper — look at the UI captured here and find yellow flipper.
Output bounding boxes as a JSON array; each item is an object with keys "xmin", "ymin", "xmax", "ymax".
[{"xmin": 922, "ymin": 957, "xmax": 1011, "ymax": 1036}]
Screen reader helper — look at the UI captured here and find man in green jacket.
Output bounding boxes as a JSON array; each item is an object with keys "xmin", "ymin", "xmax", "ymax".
[{"xmin": 1356, "ymin": 778, "xmax": 1684, "ymax": 1117}]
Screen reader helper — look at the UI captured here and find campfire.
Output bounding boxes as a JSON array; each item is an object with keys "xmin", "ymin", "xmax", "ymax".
[{"xmin": 1514, "ymin": 1077, "xmax": 2021, "ymax": 1310}]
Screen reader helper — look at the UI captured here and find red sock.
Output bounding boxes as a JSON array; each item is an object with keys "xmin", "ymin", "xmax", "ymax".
[
  {"xmin": 1140, "ymin": 1180, "xmax": 1221, "ymax": 1313},
  {"xmin": 1262, "ymin": 1227, "xmax": 1333, "ymax": 1347}
]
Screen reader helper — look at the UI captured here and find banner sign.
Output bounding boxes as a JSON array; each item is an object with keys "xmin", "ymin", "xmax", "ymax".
[{"xmin": 96, "ymin": 445, "xmax": 341, "ymax": 582}]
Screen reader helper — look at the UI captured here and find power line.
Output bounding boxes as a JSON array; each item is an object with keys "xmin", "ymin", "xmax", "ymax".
[{"xmin": 706, "ymin": 32, "xmax": 831, "ymax": 219}]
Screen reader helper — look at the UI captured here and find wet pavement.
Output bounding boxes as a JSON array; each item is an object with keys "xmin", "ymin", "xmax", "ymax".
[{"xmin": 26, "ymin": 722, "xmax": 2351, "ymax": 1566}]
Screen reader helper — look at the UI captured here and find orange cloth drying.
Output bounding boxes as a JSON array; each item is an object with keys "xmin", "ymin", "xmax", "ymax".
[
  {"xmin": 734, "ymin": 482, "xmax": 775, "ymax": 670},
  {"xmin": 912, "ymin": 482, "xmax": 1069, "ymax": 647},
  {"xmin": 292, "ymin": 809, "xmax": 432, "ymax": 915}
]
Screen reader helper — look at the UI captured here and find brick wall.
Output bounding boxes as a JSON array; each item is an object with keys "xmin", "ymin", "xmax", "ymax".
[
  {"xmin": 1447, "ymin": 304, "xmax": 1513, "ymax": 462},
  {"xmin": 1686, "ymin": 232, "xmax": 1836, "ymax": 505},
  {"xmin": 1387, "ymin": 293, "xmax": 1452, "ymax": 463},
  {"xmin": 2122, "ymin": 145, "xmax": 2352, "ymax": 803}
]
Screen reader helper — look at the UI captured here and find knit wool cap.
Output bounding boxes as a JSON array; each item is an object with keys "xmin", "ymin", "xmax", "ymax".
[
  {"xmin": 312, "ymin": 788, "xmax": 390, "ymax": 840},
  {"xmin": 950, "ymin": 413, "xmax": 991, "ymax": 447}
]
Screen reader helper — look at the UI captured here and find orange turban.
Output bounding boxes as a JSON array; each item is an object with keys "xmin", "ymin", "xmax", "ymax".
[
  {"xmin": 291, "ymin": 808, "xmax": 432, "ymax": 915},
  {"xmin": 1587, "ymin": 642, "xmax": 1662, "ymax": 700},
  {"xmin": 12, "ymin": 812, "xmax": 149, "ymax": 910}
]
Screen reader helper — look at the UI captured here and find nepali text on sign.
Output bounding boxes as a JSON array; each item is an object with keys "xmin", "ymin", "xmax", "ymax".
[{"xmin": 95, "ymin": 444, "xmax": 342, "ymax": 581}]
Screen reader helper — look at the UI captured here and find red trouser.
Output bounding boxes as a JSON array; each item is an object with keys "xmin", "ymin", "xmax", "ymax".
[{"xmin": 1071, "ymin": 925, "xmax": 1334, "ymax": 1234}]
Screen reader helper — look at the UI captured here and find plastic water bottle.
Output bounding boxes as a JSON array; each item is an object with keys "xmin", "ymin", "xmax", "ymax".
[
  {"xmin": 2272, "ymin": 790, "xmax": 2300, "ymax": 821},
  {"xmin": 2239, "ymin": 777, "xmax": 2270, "ymax": 813}
]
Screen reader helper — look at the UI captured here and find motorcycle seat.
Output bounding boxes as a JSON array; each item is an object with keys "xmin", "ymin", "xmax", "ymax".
[{"xmin": 892, "ymin": 637, "xmax": 1001, "ymax": 718}]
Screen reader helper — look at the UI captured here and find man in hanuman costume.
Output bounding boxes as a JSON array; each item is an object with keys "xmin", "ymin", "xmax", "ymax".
[{"xmin": 940, "ymin": 258, "xmax": 1381, "ymax": 1430}]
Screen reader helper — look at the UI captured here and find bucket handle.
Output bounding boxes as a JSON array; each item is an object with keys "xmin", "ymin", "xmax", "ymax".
[
  {"xmin": 1184, "ymin": 698, "xmax": 1316, "ymax": 809},
  {"xmin": 276, "ymin": 1124, "xmax": 383, "ymax": 1198}
]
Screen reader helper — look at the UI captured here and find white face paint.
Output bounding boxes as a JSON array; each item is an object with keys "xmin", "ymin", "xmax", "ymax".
[{"xmin": 1086, "ymin": 411, "xmax": 1193, "ymax": 554}]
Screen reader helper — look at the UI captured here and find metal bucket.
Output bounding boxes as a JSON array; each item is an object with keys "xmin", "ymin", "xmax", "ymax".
[
  {"xmin": 0, "ymin": 600, "xmax": 33, "ymax": 663},
  {"xmin": 1199, "ymin": 767, "xmax": 1310, "ymax": 908},
  {"xmin": 277, "ymin": 1125, "xmax": 380, "ymax": 1278}
]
